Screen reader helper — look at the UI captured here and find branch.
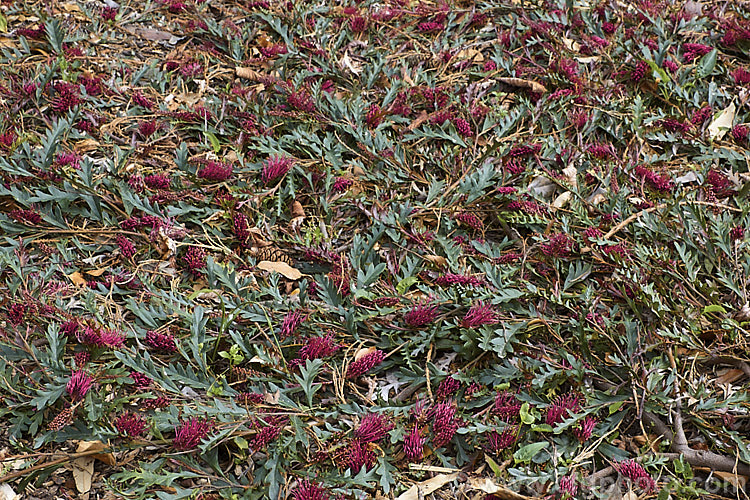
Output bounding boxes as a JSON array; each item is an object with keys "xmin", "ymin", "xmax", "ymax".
[{"xmin": 595, "ymin": 379, "xmax": 750, "ymax": 476}]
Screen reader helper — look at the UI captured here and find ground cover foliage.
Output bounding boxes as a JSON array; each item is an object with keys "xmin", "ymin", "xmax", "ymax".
[{"xmin": 0, "ymin": 0, "xmax": 749, "ymax": 498}]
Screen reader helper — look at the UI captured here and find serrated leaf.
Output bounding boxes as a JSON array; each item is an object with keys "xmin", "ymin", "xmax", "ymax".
[{"xmin": 44, "ymin": 19, "xmax": 64, "ymax": 53}]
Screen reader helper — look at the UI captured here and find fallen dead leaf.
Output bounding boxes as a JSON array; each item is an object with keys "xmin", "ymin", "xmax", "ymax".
[
  {"xmin": 455, "ymin": 47, "xmax": 484, "ymax": 64},
  {"xmin": 395, "ymin": 472, "xmax": 459, "ymax": 500},
  {"xmin": 467, "ymin": 476, "xmax": 532, "ymax": 499},
  {"xmin": 562, "ymin": 165, "xmax": 578, "ymax": 188},
  {"xmin": 683, "ymin": 0, "xmax": 703, "ymax": 18},
  {"xmin": 552, "ymin": 191, "xmax": 572, "ymax": 209},
  {"xmin": 247, "ymin": 227, "xmax": 272, "ymax": 247},
  {"xmin": 0, "ymin": 484, "xmax": 19, "ymax": 500},
  {"xmin": 291, "ymin": 200, "xmax": 305, "ymax": 219},
  {"xmin": 257, "ymin": 260, "xmax": 303, "ymax": 280},
  {"xmin": 339, "ymin": 52, "xmax": 363, "ymax": 75},
  {"xmin": 67, "ymin": 271, "xmax": 88, "ymax": 287},
  {"xmin": 72, "ymin": 456, "xmax": 94, "ymax": 493},
  {"xmin": 715, "ymin": 368, "xmax": 745, "ymax": 385},
  {"xmin": 708, "ymin": 102, "xmax": 735, "ymax": 140},
  {"xmin": 528, "ymin": 175, "xmax": 556, "ymax": 198},
  {"xmin": 264, "ymin": 389, "xmax": 281, "ymax": 404},
  {"xmin": 60, "ymin": 2, "xmax": 82, "ymax": 13},
  {"xmin": 74, "ymin": 138, "xmax": 101, "ymax": 152},
  {"xmin": 290, "ymin": 200, "xmax": 306, "ymax": 232},
  {"xmin": 408, "ymin": 464, "xmax": 460, "ymax": 473},
  {"xmin": 85, "ymin": 268, "xmax": 108, "ymax": 277},
  {"xmin": 562, "ymin": 37, "xmax": 581, "ymax": 52},
  {"xmin": 124, "ymin": 27, "xmax": 173, "ymax": 41},
  {"xmin": 76, "ymin": 440, "xmax": 116, "ymax": 466},
  {"xmin": 235, "ymin": 67, "xmax": 263, "ymax": 80},
  {"xmin": 155, "ymin": 227, "xmax": 177, "ymax": 259},
  {"xmin": 497, "ymin": 77, "xmax": 547, "ymax": 94},
  {"xmin": 712, "ymin": 470, "xmax": 748, "ymax": 490},
  {"xmin": 423, "ymin": 255, "xmax": 447, "ymax": 268},
  {"xmin": 255, "ymin": 31, "xmax": 274, "ymax": 48}
]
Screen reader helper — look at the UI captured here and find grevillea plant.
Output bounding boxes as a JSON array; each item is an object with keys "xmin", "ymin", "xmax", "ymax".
[{"xmin": 0, "ymin": 1, "xmax": 749, "ymax": 499}]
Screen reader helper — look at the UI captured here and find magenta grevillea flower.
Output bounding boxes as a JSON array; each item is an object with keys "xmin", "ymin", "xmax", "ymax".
[
  {"xmin": 404, "ymin": 302, "xmax": 439, "ymax": 327},
  {"xmin": 291, "ymin": 334, "xmax": 341, "ymax": 366},
  {"xmin": 616, "ymin": 459, "xmax": 656, "ymax": 492},
  {"xmin": 461, "ymin": 301, "xmax": 498, "ymax": 328},
  {"xmin": 129, "ymin": 371, "xmax": 152, "ymax": 389},
  {"xmin": 115, "ymin": 412, "xmax": 147, "ymax": 437},
  {"xmin": 573, "ymin": 416, "xmax": 597, "ymax": 442},
  {"xmin": 9, "ymin": 209, "xmax": 42, "ymax": 225},
  {"xmin": 74, "ymin": 351, "xmax": 90, "ymax": 367},
  {"xmin": 436, "ymin": 376, "xmax": 460, "ymax": 400},
  {"xmin": 142, "ymin": 395, "xmax": 171, "ymax": 409},
  {"xmin": 116, "ymin": 234, "xmax": 136, "ymax": 259},
  {"xmin": 454, "ymin": 118, "xmax": 472, "ymax": 136},
  {"xmin": 682, "ymin": 43, "xmax": 713, "ymax": 62},
  {"xmin": 403, "ymin": 425, "xmax": 425, "ymax": 461},
  {"xmin": 732, "ymin": 125, "xmax": 749, "ymax": 143},
  {"xmin": 633, "ymin": 164, "xmax": 674, "ymax": 192},
  {"xmin": 280, "ymin": 310, "xmax": 305, "ymax": 338},
  {"xmin": 137, "ymin": 120, "xmax": 158, "ymax": 138},
  {"xmin": 349, "ymin": 16, "xmax": 367, "ymax": 32},
  {"xmin": 455, "ymin": 212, "xmax": 483, "ymax": 230},
  {"xmin": 365, "ymin": 104, "xmax": 382, "ymax": 128},
  {"xmin": 100, "ymin": 329, "xmax": 126, "ymax": 348},
  {"xmin": 261, "ymin": 155, "xmax": 294, "ymax": 184},
  {"xmin": 486, "ymin": 425, "xmax": 517, "ymax": 453},
  {"xmin": 251, "ymin": 416, "xmax": 286, "ymax": 449},
  {"xmin": 182, "ymin": 246, "xmax": 206, "ymax": 275},
  {"xmin": 173, "ymin": 417, "xmax": 213, "ymax": 450},
  {"xmin": 332, "ymin": 177, "xmax": 353, "ymax": 192},
  {"xmin": 731, "ymin": 68, "xmax": 750, "ymax": 85},
  {"xmin": 493, "ymin": 391, "xmax": 521, "ymax": 420},
  {"xmin": 67, "ymin": 370, "xmax": 93, "ymax": 400},
  {"xmin": 76, "ymin": 326, "xmax": 125, "ymax": 348},
  {"xmin": 144, "ymin": 330, "xmax": 178, "ymax": 353},
  {"xmin": 197, "ymin": 160, "xmax": 233, "ymax": 182},
  {"xmin": 347, "ymin": 439, "xmax": 376, "ymax": 472},
  {"xmin": 50, "ymin": 81, "xmax": 81, "ymax": 113},
  {"xmin": 355, "ymin": 413, "xmax": 393, "ymax": 443},
  {"xmin": 434, "ymin": 273, "xmax": 483, "ymax": 287},
  {"xmin": 631, "ymin": 60, "xmax": 649, "ymax": 82},
  {"xmin": 236, "ymin": 392, "xmax": 264, "ymax": 405},
  {"xmin": 346, "ymin": 349, "xmax": 385, "ymax": 378},
  {"xmin": 432, "ymin": 401, "xmax": 460, "ymax": 448},
  {"xmin": 292, "ymin": 479, "xmax": 330, "ymax": 500},
  {"xmin": 144, "ymin": 174, "xmax": 171, "ymax": 190},
  {"xmin": 558, "ymin": 475, "xmax": 578, "ymax": 498},
  {"xmin": 541, "ymin": 233, "xmax": 573, "ymax": 258},
  {"xmin": 546, "ymin": 393, "xmax": 581, "ymax": 426},
  {"xmin": 233, "ymin": 212, "xmax": 251, "ymax": 248}
]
